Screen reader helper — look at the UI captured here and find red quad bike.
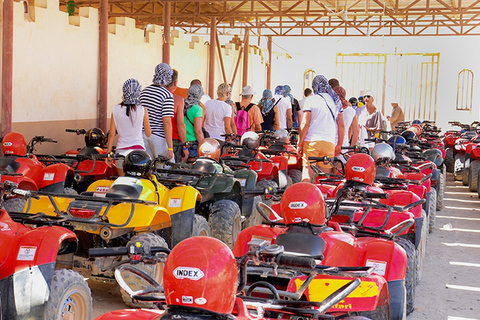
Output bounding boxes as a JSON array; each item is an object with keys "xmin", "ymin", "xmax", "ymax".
[
  {"xmin": 233, "ymin": 181, "xmax": 415, "ymax": 320},
  {"xmin": 91, "ymin": 235, "xmax": 374, "ymax": 320},
  {"xmin": 0, "ymin": 132, "xmax": 76, "ymax": 212},
  {"xmin": 443, "ymin": 121, "xmax": 479, "ymax": 173},
  {"xmin": 0, "ymin": 180, "xmax": 92, "ymax": 320}
]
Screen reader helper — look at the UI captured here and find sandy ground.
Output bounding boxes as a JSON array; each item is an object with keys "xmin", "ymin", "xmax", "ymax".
[{"xmin": 90, "ymin": 173, "xmax": 480, "ymax": 319}]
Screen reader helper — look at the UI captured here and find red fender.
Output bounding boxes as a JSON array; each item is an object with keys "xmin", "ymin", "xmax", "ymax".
[{"xmin": 39, "ymin": 163, "xmax": 75, "ymax": 189}]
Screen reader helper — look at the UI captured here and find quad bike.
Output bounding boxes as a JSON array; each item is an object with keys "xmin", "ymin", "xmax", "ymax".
[
  {"xmin": 156, "ymin": 138, "xmax": 262, "ymax": 249},
  {"xmin": 443, "ymin": 121, "xmax": 480, "ymax": 173},
  {"xmin": 91, "ymin": 235, "xmax": 376, "ymax": 320},
  {"xmin": 0, "ymin": 180, "xmax": 92, "ymax": 320},
  {"xmin": 233, "ymin": 182, "xmax": 413, "ymax": 319},
  {"xmin": 0, "ymin": 132, "xmax": 76, "ymax": 212},
  {"xmin": 16, "ymin": 150, "xmax": 210, "ymax": 308}
]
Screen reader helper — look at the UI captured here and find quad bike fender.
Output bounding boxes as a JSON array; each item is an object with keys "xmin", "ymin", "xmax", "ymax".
[
  {"xmin": 38, "ymin": 163, "xmax": 74, "ymax": 191},
  {"xmin": 232, "ymin": 224, "xmax": 285, "ymax": 257},
  {"xmin": 104, "ymin": 203, "xmax": 171, "ymax": 231},
  {"xmin": 407, "ymin": 184, "xmax": 426, "ymax": 200},
  {"xmin": 26, "ymin": 195, "xmax": 73, "ymax": 216},
  {"xmin": 233, "ymin": 168, "xmax": 258, "ymax": 190},
  {"xmin": 162, "ymin": 185, "xmax": 201, "ymax": 214},
  {"xmin": 0, "ymin": 262, "xmax": 55, "ymax": 320},
  {"xmin": 252, "ymin": 161, "xmax": 278, "ymax": 181},
  {"xmin": 356, "ymin": 238, "xmax": 407, "ymax": 282},
  {"xmin": 1, "ymin": 175, "xmax": 38, "ymax": 191},
  {"xmin": 86, "ymin": 179, "xmax": 115, "ymax": 192},
  {"xmin": 381, "ymin": 190, "xmax": 422, "ymax": 218},
  {"xmin": 352, "ymin": 209, "xmax": 415, "ymax": 237},
  {"xmin": 270, "ymin": 155, "xmax": 289, "ymax": 171},
  {"xmin": 470, "ymin": 147, "xmax": 480, "ymax": 160},
  {"xmin": 288, "ymin": 274, "xmax": 387, "ymax": 312},
  {"xmin": 404, "ymin": 172, "xmax": 431, "ymax": 192},
  {"xmin": 94, "ymin": 308, "xmax": 164, "ymax": 320},
  {"xmin": 387, "ymin": 280, "xmax": 407, "ymax": 320},
  {"xmin": 414, "ymin": 216, "xmax": 424, "ymax": 250}
]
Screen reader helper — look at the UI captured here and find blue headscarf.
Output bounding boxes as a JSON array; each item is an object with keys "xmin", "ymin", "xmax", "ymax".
[
  {"xmin": 122, "ymin": 78, "xmax": 141, "ymax": 105},
  {"xmin": 274, "ymin": 85, "xmax": 285, "ymax": 96},
  {"xmin": 259, "ymin": 89, "xmax": 275, "ymax": 115},
  {"xmin": 284, "ymin": 85, "xmax": 294, "ymax": 103},
  {"xmin": 152, "ymin": 63, "xmax": 173, "ymax": 86},
  {"xmin": 184, "ymin": 84, "xmax": 204, "ymax": 113},
  {"xmin": 312, "ymin": 75, "xmax": 342, "ymax": 110}
]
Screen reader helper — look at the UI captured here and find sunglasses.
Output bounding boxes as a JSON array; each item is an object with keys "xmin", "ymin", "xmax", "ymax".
[{"xmin": 364, "ymin": 95, "xmax": 371, "ymax": 98}]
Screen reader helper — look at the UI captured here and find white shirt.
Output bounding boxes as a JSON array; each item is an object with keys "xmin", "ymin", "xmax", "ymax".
[
  {"xmin": 341, "ymin": 106, "xmax": 356, "ymax": 146},
  {"xmin": 204, "ymin": 99, "xmax": 232, "ymax": 141},
  {"xmin": 273, "ymin": 95, "xmax": 292, "ymax": 129},
  {"xmin": 200, "ymin": 94, "xmax": 211, "ymax": 105},
  {"xmin": 302, "ymin": 94, "xmax": 340, "ymax": 144},
  {"xmin": 112, "ymin": 104, "xmax": 146, "ymax": 149}
]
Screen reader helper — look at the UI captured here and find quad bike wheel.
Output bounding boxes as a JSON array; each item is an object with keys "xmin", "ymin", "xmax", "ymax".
[
  {"xmin": 418, "ymin": 209, "xmax": 428, "ymax": 283},
  {"xmin": 445, "ymin": 148, "xmax": 454, "ymax": 173},
  {"xmin": 468, "ymin": 160, "xmax": 480, "ymax": 192},
  {"xmin": 287, "ymin": 169, "xmax": 302, "ymax": 184},
  {"xmin": 192, "ymin": 214, "xmax": 211, "ymax": 237},
  {"xmin": 394, "ymin": 237, "xmax": 416, "ymax": 315},
  {"xmin": 462, "ymin": 158, "xmax": 470, "ymax": 186},
  {"xmin": 120, "ymin": 232, "xmax": 168, "ymax": 308},
  {"xmin": 242, "ymin": 195, "xmax": 263, "ymax": 229},
  {"xmin": 428, "ymin": 189, "xmax": 437, "ymax": 233},
  {"xmin": 454, "ymin": 154, "xmax": 465, "ymax": 181},
  {"xmin": 436, "ymin": 170, "xmax": 446, "ymax": 210},
  {"xmin": 208, "ymin": 199, "xmax": 242, "ymax": 249},
  {"xmin": 256, "ymin": 179, "xmax": 279, "ymax": 209},
  {"xmin": 44, "ymin": 269, "xmax": 92, "ymax": 320}
]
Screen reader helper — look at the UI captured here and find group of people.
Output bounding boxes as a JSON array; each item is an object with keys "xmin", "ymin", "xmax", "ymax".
[{"xmin": 106, "ymin": 62, "xmax": 405, "ymax": 183}]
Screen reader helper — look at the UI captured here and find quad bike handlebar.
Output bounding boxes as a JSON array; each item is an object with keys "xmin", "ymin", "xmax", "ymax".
[{"xmin": 65, "ymin": 128, "xmax": 87, "ymax": 135}]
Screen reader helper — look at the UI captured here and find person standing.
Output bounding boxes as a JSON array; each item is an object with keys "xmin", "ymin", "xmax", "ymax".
[
  {"xmin": 140, "ymin": 63, "xmax": 175, "ymax": 160},
  {"xmin": 204, "ymin": 83, "xmax": 233, "ymax": 143},
  {"xmin": 235, "ymin": 85, "xmax": 263, "ymax": 134},
  {"xmin": 107, "ymin": 78, "xmax": 151, "ymax": 176},
  {"xmin": 363, "ymin": 90, "xmax": 384, "ymax": 139},
  {"xmin": 333, "ymin": 85, "xmax": 359, "ymax": 160},
  {"xmin": 298, "ymin": 75, "xmax": 344, "ymax": 181},
  {"xmin": 167, "ymin": 70, "xmax": 188, "ymax": 163},
  {"xmin": 258, "ymin": 89, "xmax": 280, "ymax": 132},
  {"xmin": 184, "ymin": 84, "xmax": 205, "ymax": 162},
  {"xmin": 273, "ymin": 85, "xmax": 293, "ymax": 130},
  {"xmin": 284, "ymin": 85, "xmax": 301, "ymax": 128},
  {"xmin": 387, "ymin": 99, "xmax": 405, "ymax": 130}
]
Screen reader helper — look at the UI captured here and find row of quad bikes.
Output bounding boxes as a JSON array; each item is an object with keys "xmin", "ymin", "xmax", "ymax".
[{"xmin": 0, "ymin": 122, "xmax": 447, "ymax": 320}]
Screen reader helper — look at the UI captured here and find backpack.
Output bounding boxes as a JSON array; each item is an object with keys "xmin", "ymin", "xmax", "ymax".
[{"xmin": 235, "ymin": 102, "xmax": 254, "ymax": 136}]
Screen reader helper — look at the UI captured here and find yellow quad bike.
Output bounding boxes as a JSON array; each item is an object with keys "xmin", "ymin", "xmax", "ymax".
[{"xmin": 19, "ymin": 150, "xmax": 210, "ymax": 308}]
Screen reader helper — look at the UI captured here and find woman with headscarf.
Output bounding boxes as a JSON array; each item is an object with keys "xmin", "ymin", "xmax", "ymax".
[
  {"xmin": 107, "ymin": 78, "xmax": 152, "ymax": 176},
  {"xmin": 139, "ymin": 63, "xmax": 175, "ymax": 161},
  {"xmin": 333, "ymin": 85, "xmax": 359, "ymax": 160},
  {"xmin": 184, "ymin": 84, "xmax": 205, "ymax": 162},
  {"xmin": 298, "ymin": 75, "xmax": 345, "ymax": 180},
  {"xmin": 284, "ymin": 85, "xmax": 301, "ymax": 128},
  {"xmin": 258, "ymin": 89, "xmax": 280, "ymax": 132}
]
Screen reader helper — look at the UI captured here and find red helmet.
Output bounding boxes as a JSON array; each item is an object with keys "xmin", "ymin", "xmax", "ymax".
[
  {"xmin": 163, "ymin": 236, "xmax": 238, "ymax": 315},
  {"xmin": 198, "ymin": 138, "xmax": 221, "ymax": 161},
  {"xmin": 407, "ymin": 124, "xmax": 422, "ymax": 136},
  {"xmin": 345, "ymin": 153, "xmax": 376, "ymax": 185},
  {"xmin": 280, "ymin": 182, "xmax": 325, "ymax": 225},
  {"xmin": 2, "ymin": 132, "xmax": 27, "ymax": 156}
]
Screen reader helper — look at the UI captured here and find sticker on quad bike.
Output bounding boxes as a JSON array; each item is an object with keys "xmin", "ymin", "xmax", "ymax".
[
  {"xmin": 173, "ymin": 267, "xmax": 204, "ymax": 280},
  {"xmin": 0, "ymin": 221, "xmax": 11, "ymax": 231},
  {"xmin": 366, "ymin": 259, "xmax": 387, "ymax": 276},
  {"xmin": 17, "ymin": 246, "xmax": 37, "ymax": 261},
  {"xmin": 43, "ymin": 172, "xmax": 55, "ymax": 181},
  {"xmin": 237, "ymin": 178, "xmax": 247, "ymax": 187},
  {"xmin": 94, "ymin": 186, "xmax": 110, "ymax": 197},
  {"xmin": 169, "ymin": 198, "xmax": 182, "ymax": 208}
]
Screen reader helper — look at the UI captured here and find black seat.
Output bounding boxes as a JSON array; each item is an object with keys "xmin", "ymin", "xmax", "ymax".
[
  {"xmin": 106, "ymin": 183, "xmax": 143, "ymax": 199},
  {"xmin": 276, "ymin": 226, "xmax": 325, "ymax": 257}
]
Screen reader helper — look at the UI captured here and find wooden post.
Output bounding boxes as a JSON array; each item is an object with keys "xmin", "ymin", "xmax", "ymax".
[
  {"xmin": 163, "ymin": 2, "xmax": 171, "ymax": 64},
  {"xmin": 242, "ymin": 29, "xmax": 250, "ymax": 88},
  {"xmin": 267, "ymin": 36, "xmax": 272, "ymax": 90},
  {"xmin": 1, "ymin": 0, "xmax": 14, "ymax": 134},
  {"xmin": 208, "ymin": 17, "xmax": 216, "ymax": 98},
  {"xmin": 99, "ymin": 0, "xmax": 108, "ymax": 132}
]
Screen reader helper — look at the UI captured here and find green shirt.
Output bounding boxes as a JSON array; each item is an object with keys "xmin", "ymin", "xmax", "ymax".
[{"xmin": 185, "ymin": 104, "xmax": 203, "ymax": 141}]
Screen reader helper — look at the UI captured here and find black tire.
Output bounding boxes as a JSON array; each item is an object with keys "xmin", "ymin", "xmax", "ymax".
[
  {"xmin": 427, "ymin": 188, "xmax": 437, "ymax": 233},
  {"xmin": 418, "ymin": 209, "xmax": 428, "ymax": 283},
  {"xmin": 462, "ymin": 158, "xmax": 470, "ymax": 186},
  {"xmin": 242, "ymin": 195, "xmax": 263, "ymax": 229},
  {"xmin": 436, "ymin": 171, "xmax": 445, "ymax": 211},
  {"xmin": 44, "ymin": 269, "xmax": 92, "ymax": 320},
  {"xmin": 445, "ymin": 148, "xmax": 454, "ymax": 173},
  {"xmin": 288, "ymin": 169, "xmax": 302, "ymax": 184},
  {"xmin": 468, "ymin": 160, "xmax": 480, "ymax": 192},
  {"xmin": 256, "ymin": 179, "xmax": 279, "ymax": 208},
  {"xmin": 454, "ymin": 153, "xmax": 465, "ymax": 181},
  {"xmin": 192, "ymin": 214, "xmax": 211, "ymax": 237},
  {"xmin": 120, "ymin": 232, "xmax": 168, "ymax": 308},
  {"xmin": 3, "ymin": 197, "xmax": 26, "ymax": 212},
  {"xmin": 63, "ymin": 187, "xmax": 78, "ymax": 195},
  {"xmin": 208, "ymin": 199, "xmax": 242, "ymax": 249},
  {"xmin": 394, "ymin": 237, "xmax": 416, "ymax": 315}
]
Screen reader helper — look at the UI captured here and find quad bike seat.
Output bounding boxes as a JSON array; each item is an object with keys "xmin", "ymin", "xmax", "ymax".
[
  {"xmin": 0, "ymin": 156, "xmax": 21, "ymax": 174},
  {"xmin": 78, "ymin": 146, "xmax": 102, "ymax": 155},
  {"xmin": 237, "ymin": 148, "xmax": 256, "ymax": 159},
  {"xmin": 276, "ymin": 225, "xmax": 326, "ymax": 258},
  {"xmin": 191, "ymin": 158, "xmax": 223, "ymax": 174},
  {"xmin": 105, "ymin": 184, "xmax": 143, "ymax": 199}
]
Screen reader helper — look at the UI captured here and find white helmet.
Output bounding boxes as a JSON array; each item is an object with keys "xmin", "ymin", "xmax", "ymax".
[
  {"xmin": 240, "ymin": 131, "xmax": 260, "ymax": 149},
  {"xmin": 275, "ymin": 129, "xmax": 289, "ymax": 143},
  {"xmin": 371, "ymin": 143, "xmax": 395, "ymax": 162}
]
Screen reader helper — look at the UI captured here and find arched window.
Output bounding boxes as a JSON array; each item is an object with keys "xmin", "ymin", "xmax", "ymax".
[
  {"xmin": 457, "ymin": 69, "xmax": 474, "ymax": 111},
  {"xmin": 304, "ymin": 69, "xmax": 315, "ymax": 91}
]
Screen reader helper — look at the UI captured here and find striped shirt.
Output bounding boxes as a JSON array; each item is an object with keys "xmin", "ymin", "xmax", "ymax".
[{"xmin": 140, "ymin": 84, "xmax": 174, "ymax": 138}]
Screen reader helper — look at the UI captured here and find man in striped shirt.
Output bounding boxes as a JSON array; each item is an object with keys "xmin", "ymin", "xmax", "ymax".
[{"xmin": 140, "ymin": 63, "xmax": 175, "ymax": 161}]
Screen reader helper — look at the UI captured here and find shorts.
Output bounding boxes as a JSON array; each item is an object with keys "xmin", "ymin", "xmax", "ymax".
[
  {"xmin": 173, "ymin": 139, "xmax": 183, "ymax": 163},
  {"xmin": 188, "ymin": 144, "xmax": 198, "ymax": 158},
  {"xmin": 143, "ymin": 133, "xmax": 170, "ymax": 161},
  {"xmin": 302, "ymin": 140, "xmax": 335, "ymax": 169}
]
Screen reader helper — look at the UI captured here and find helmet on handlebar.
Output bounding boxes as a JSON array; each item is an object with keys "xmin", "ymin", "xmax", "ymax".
[
  {"xmin": 241, "ymin": 131, "xmax": 260, "ymax": 149},
  {"xmin": 85, "ymin": 128, "xmax": 106, "ymax": 147},
  {"xmin": 274, "ymin": 128, "xmax": 289, "ymax": 143},
  {"xmin": 412, "ymin": 119, "xmax": 421, "ymax": 125},
  {"xmin": 198, "ymin": 138, "xmax": 221, "ymax": 161},
  {"xmin": 371, "ymin": 143, "xmax": 395, "ymax": 163},
  {"xmin": 123, "ymin": 150, "xmax": 152, "ymax": 177},
  {"xmin": 164, "ymin": 236, "xmax": 238, "ymax": 315},
  {"xmin": 408, "ymin": 124, "xmax": 422, "ymax": 136},
  {"xmin": 401, "ymin": 130, "xmax": 416, "ymax": 141},
  {"xmin": 2, "ymin": 132, "xmax": 27, "ymax": 156},
  {"xmin": 387, "ymin": 135, "xmax": 406, "ymax": 149},
  {"xmin": 345, "ymin": 153, "xmax": 376, "ymax": 185},
  {"xmin": 281, "ymin": 182, "xmax": 325, "ymax": 225}
]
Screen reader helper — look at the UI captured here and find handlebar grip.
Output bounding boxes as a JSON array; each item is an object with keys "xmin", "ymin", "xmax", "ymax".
[
  {"xmin": 276, "ymin": 254, "xmax": 316, "ymax": 269},
  {"xmin": 89, "ymin": 247, "xmax": 129, "ymax": 257},
  {"xmin": 364, "ymin": 192, "xmax": 389, "ymax": 199},
  {"xmin": 65, "ymin": 129, "xmax": 77, "ymax": 132},
  {"xmin": 12, "ymin": 188, "xmax": 31, "ymax": 198}
]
